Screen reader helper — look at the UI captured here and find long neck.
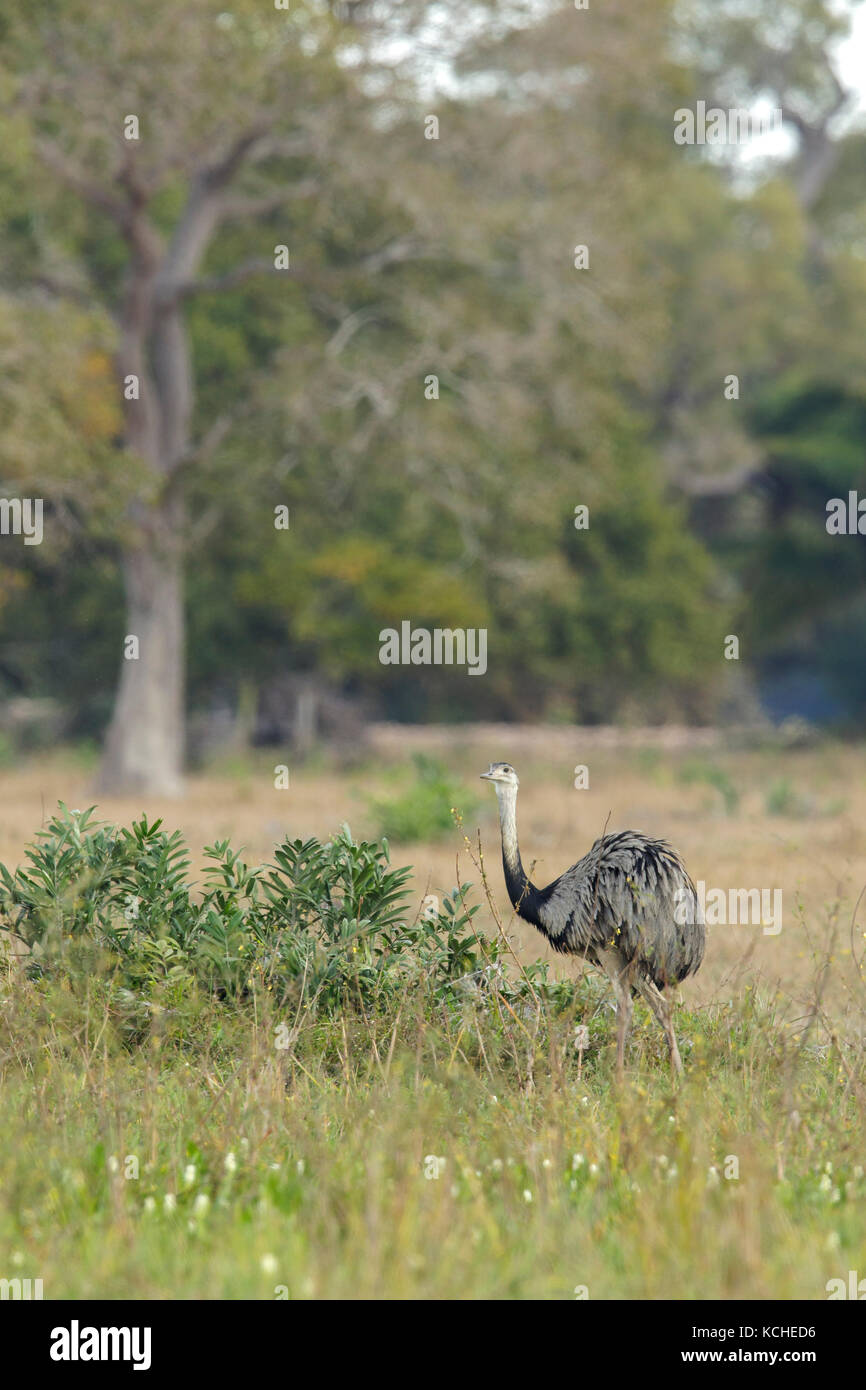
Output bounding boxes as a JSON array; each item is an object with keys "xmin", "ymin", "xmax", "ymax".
[{"xmin": 496, "ymin": 785, "xmax": 543, "ymax": 927}]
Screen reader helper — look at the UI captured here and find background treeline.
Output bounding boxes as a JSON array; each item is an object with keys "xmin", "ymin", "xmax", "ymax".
[{"xmin": 1, "ymin": 0, "xmax": 866, "ymax": 775}]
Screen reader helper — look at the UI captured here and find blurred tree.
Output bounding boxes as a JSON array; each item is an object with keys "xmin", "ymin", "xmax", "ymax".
[
  {"xmin": 679, "ymin": 0, "xmax": 860, "ymax": 216},
  {"xmin": 12, "ymin": 0, "xmax": 851, "ymax": 743},
  {"xmin": 227, "ymin": 0, "xmax": 732, "ymax": 721},
  {"xmin": 669, "ymin": 0, "xmax": 866, "ymax": 721},
  {"xmin": 665, "ymin": 0, "xmax": 866, "ymax": 474},
  {"xmin": 0, "ymin": 0, "xmax": 395, "ymax": 791}
]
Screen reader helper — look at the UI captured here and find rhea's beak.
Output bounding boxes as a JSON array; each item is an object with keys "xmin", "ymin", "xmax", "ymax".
[{"xmin": 479, "ymin": 768, "xmax": 496, "ymax": 781}]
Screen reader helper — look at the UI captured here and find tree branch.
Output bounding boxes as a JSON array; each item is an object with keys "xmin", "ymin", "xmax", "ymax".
[
  {"xmin": 154, "ymin": 129, "xmax": 313, "ymax": 303},
  {"xmin": 189, "ymin": 412, "xmax": 235, "ymax": 464},
  {"xmin": 35, "ymin": 140, "xmax": 128, "ymax": 224},
  {"xmin": 219, "ymin": 180, "xmax": 320, "ymax": 221},
  {"xmin": 245, "ymin": 133, "xmax": 316, "ymax": 165},
  {"xmin": 31, "ymin": 272, "xmax": 94, "ymax": 307},
  {"xmin": 361, "ymin": 235, "xmax": 439, "ymax": 274},
  {"xmin": 772, "ymin": 46, "xmax": 853, "ymax": 212},
  {"xmin": 325, "ymin": 306, "xmax": 380, "ymax": 357},
  {"xmin": 176, "ymin": 257, "xmax": 290, "ymax": 298},
  {"xmin": 673, "ymin": 466, "xmax": 759, "ymax": 498},
  {"xmin": 201, "ymin": 123, "xmax": 273, "ymax": 191}
]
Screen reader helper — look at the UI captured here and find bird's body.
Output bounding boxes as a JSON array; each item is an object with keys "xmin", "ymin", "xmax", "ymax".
[
  {"xmin": 480, "ymin": 762, "xmax": 704, "ymax": 1075},
  {"xmin": 509, "ymin": 828, "xmax": 704, "ymax": 988}
]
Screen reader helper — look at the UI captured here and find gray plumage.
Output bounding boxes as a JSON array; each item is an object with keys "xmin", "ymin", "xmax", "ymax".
[
  {"xmin": 480, "ymin": 761, "xmax": 705, "ymax": 1075},
  {"xmin": 534, "ymin": 829, "xmax": 705, "ymax": 985}
]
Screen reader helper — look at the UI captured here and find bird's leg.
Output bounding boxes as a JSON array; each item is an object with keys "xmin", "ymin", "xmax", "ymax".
[
  {"xmin": 599, "ymin": 951, "xmax": 634, "ymax": 1080},
  {"xmin": 637, "ymin": 976, "xmax": 683, "ymax": 1077},
  {"xmin": 615, "ymin": 990, "xmax": 634, "ymax": 1080}
]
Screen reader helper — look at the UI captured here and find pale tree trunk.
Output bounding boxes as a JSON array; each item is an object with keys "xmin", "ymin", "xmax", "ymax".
[
  {"xmin": 99, "ymin": 526, "xmax": 185, "ymax": 796},
  {"xmin": 35, "ymin": 131, "xmax": 316, "ymax": 794},
  {"xmin": 98, "ymin": 219, "xmax": 195, "ymax": 795}
]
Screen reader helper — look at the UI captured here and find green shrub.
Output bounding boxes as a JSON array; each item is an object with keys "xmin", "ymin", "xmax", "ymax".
[
  {"xmin": 678, "ymin": 758, "xmax": 740, "ymax": 815},
  {"xmin": 763, "ymin": 777, "xmax": 842, "ymax": 818},
  {"xmin": 765, "ymin": 777, "xmax": 801, "ymax": 816},
  {"xmin": 370, "ymin": 754, "xmax": 479, "ymax": 843},
  {"xmin": 0, "ymin": 803, "xmax": 559, "ymax": 1029}
]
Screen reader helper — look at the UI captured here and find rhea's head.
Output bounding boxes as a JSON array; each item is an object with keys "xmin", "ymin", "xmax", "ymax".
[{"xmin": 480, "ymin": 762, "xmax": 519, "ymax": 793}]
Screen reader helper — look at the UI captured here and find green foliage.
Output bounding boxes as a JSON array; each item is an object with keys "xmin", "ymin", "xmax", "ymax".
[
  {"xmin": 765, "ymin": 776, "xmax": 803, "ymax": 817},
  {"xmin": 549, "ymin": 438, "xmax": 727, "ymax": 719},
  {"xmin": 0, "ymin": 804, "xmax": 530, "ymax": 1024},
  {"xmin": 763, "ymin": 777, "xmax": 844, "ymax": 819},
  {"xmin": 370, "ymin": 755, "xmax": 479, "ymax": 843},
  {"xmin": 0, "ymin": 0, "xmax": 735, "ymax": 728},
  {"xmin": 678, "ymin": 758, "xmax": 740, "ymax": 815},
  {"xmin": 2, "ymin": 0, "xmax": 866, "ymax": 731}
]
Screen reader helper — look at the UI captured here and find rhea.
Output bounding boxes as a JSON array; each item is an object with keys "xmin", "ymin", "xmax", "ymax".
[{"xmin": 480, "ymin": 762, "xmax": 704, "ymax": 1076}]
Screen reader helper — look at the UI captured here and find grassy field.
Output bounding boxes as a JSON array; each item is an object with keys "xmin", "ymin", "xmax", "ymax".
[{"xmin": 1, "ymin": 728, "xmax": 865, "ymax": 1299}]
